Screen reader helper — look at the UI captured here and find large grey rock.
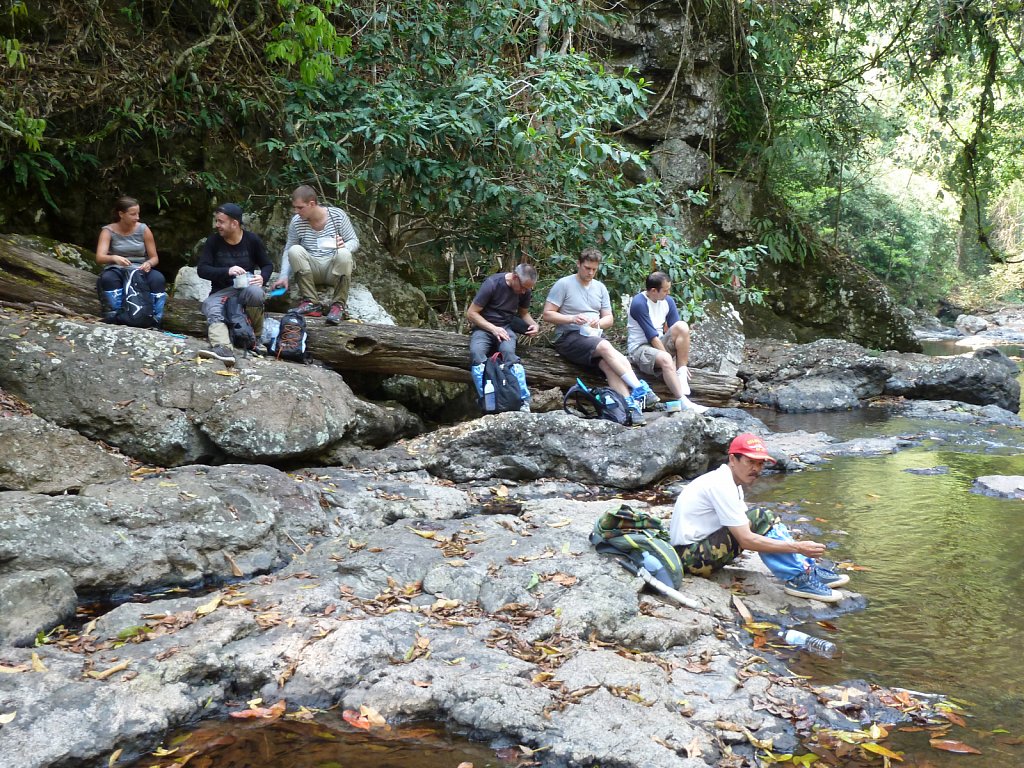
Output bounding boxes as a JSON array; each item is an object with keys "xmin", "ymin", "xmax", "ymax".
[
  {"xmin": 972, "ymin": 475, "xmax": 1024, "ymax": 499},
  {"xmin": 716, "ymin": 176, "xmax": 756, "ymax": 236},
  {"xmin": 0, "ymin": 413, "xmax": 129, "ymax": 493},
  {"xmin": 171, "ymin": 265, "xmax": 211, "ymax": 302},
  {"xmin": 0, "ymin": 487, "xmax": 882, "ymax": 768},
  {"xmin": 955, "ymin": 313, "xmax": 988, "ymax": 335},
  {"xmin": 351, "ymin": 411, "xmax": 716, "ymax": 488},
  {"xmin": 0, "ymin": 464, "xmax": 328, "ymax": 595},
  {"xmin": 741, "ymin": 338, "xmax": 1020, "ymax": 412},
  {"xmin": 0, "ymin": 569, "xmax": 77, "ymax": 646},
  {"xmin": 0, "ymin": 314, "xmax": 382, "ymax": 465},
  {"xmin": 346, "ymin": 284, "xmax": 396, "ymax": 325},
  {"xmin": 884, "ymin": 347, "xmax": 1020, "ymax": 410},
  {"xmin": 690, "ymin": 301, "xmax": 745, "ymax": 375},
  {"xmin": 651, "ymin": 138, "xmax": 712, "ymax": 193}
]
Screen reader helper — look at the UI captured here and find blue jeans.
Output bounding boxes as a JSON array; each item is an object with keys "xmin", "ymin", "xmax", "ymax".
[{"xmin": 675, "ymin": 507, "xmax": 811, "ymax": 580}]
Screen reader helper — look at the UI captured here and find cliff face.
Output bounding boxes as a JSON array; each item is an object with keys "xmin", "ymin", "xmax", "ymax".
[
  {"xmin": 1, "ymin": 0, "xmax": 918, "ymax": 350},
  {"xmin": 601, "ymin": 0, "xmax": 919, "ymax": 351}
]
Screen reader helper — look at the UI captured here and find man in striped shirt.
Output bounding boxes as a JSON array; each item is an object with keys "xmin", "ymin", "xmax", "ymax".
[{"xmin": 272, "ymin": 185, "xmax": 360, "ymax": 324}]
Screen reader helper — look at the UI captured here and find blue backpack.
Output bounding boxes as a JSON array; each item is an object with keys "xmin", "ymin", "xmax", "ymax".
[{"xmin": 563, "ymin": 378, "xmax": 632, "ymax": 425}]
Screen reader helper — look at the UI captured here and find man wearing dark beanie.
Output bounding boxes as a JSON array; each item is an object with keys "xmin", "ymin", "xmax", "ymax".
[{"xmin": 196, "ymin": 203, "xmax": 273, "ymax": 366}]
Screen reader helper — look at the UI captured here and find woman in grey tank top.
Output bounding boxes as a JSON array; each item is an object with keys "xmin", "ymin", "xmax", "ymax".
[{"xmin": 95, "ymin": 196, "xmax": 168, "ymax": 325}]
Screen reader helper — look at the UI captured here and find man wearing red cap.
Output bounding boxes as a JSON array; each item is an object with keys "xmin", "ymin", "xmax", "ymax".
[{"xmin": 669, "ymin": 432, "xmax": 850, "ymax": 602}]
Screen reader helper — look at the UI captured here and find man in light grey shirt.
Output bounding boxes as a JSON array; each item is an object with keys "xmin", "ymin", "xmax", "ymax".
[
  {"xmin": 542, "ymin": 248, "xmax": 658, "ymax": 425},
  {"xmin": 272, "ymin": 185, "xmax": 360, "ymax": 325}
]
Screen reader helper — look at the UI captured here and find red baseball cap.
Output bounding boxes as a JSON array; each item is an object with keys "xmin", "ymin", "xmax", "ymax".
[{"xmin": 728, "ymin": 433, "xmax": 774, "ymax": 462}]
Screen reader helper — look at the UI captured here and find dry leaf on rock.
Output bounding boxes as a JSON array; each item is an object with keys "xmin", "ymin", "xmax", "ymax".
[
  {"xmin": 230, "ymin": 700, "xmax": 286, "ymax": 720},
  {"xmin": 196, "ymin": 596, "xmax": 221, "ymax": 616}
]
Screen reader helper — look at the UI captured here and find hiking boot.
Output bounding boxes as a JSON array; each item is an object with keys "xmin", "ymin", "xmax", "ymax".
[
  {"xmin": 198, "ymin": 345, "xmax": 236, "ymax": 367},
  {"xmin": 631, "ymin": 381, "xmax": 660, "ymax": 409},
  {"xmin": 326, "ymin": 302, "xmax": 345, "ymax": 325},
  {"xmin": 679, "ymin": 395, "xmax": 709, "ymax": 414},
  {"xmin": 813, "ymin": 563, "xmax": 850, "ymax": 588},
  {"xmin": 626, "ymin": 397, "xmax": 646, "ymax": 426},
  {"xmin": 784, "ymin": 570, "xmax": 842, "ymax": 603},
  {"xmin": 294, "ymin": 298, "xmax": 322, "ymax": 317}
]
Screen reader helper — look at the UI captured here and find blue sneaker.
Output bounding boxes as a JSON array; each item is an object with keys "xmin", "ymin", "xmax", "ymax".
[
  {"xmin": 631, "ymin": 381, "xmax": 660, "ymax": 409},
  {"xmin": 784, "ymin": 569, "xmax": 842, "ymax": 602},
  {"xmin": 625, "ymin": 397, "xmax": 645, "ymax": 426},
  {"xmin": 813, "ymin": 563, "xmax": 850, "ymax": 588}
]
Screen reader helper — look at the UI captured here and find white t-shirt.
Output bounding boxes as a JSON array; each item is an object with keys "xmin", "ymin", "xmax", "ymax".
[{"xmin": 669, "ymin": 464, "xmax": 749, "ymax": 545}]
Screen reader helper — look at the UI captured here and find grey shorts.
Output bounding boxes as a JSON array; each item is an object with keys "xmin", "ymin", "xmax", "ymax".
[
  {"xmin": 628, "ymin": 332, "xmax": 674, "ymax": 375},
  {"xmin": 554, "ymin": 331, "xmax": 604, "ymax": 367}
]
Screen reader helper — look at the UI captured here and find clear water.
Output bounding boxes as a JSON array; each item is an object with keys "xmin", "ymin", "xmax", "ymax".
[
  {"xmin": 750, "ymin": 439, "xmax": 1024, "ymax": 764},
  {"xmin": 919, "ymin": 338, "xmax": 1024, "ymax": 358},
  {"xmin": 124, "ymin": 715, "xmax": 511, "ymax": 768}
]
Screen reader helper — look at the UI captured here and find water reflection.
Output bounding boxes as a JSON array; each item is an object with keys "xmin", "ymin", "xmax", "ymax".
[
  {"xmin": 124, "ymin": 715, "xmax": 509, "ymax": 768},
  {"xmin": 751, "ymin": 446, "xmax": 1024, "ymax": 765}
]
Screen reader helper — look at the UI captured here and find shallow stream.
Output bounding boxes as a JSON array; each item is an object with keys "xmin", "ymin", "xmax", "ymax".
[{"xmin": 748, "ymin": 408, "xmax": 1024, "ymax": 766}]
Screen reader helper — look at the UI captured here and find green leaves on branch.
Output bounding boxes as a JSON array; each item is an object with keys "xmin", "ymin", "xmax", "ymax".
[
  {"xmin": 267, "ymin": 0, "xmax": 352, "ymax": 84},
  {"xmin": 267, "ymin": 0, "xmax": 757, "ymax": 312}
]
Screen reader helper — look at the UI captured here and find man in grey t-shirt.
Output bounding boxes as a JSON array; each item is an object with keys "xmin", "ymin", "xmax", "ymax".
[{"xmin": 542, "ymin": 248, "xmax": 658, "ymax": 425}]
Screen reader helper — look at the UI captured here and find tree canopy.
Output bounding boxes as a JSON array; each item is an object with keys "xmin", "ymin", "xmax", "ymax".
[
  {"xmin": 4, "ymin": 0, "xmax": 1024, "ymax": 311},
  {"xmin": 726, "ymin": 0, "xmax": 1024, "ymax": 304}
]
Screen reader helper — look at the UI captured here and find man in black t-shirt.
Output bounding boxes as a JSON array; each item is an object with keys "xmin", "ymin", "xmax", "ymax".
[
  {"xmin": 196, "ymin": 203, "xmax": 273, "ymax": 367},
  {"xmin": 465, "ymin": 264, "xmax": 540, "ymax": 410}
]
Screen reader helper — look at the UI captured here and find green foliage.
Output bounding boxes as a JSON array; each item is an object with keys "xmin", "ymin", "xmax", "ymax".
[
  {"xmin": 950, "ymin": 260, "xmax": 1024, "ymax": 310},
  {"xmin": 752, "ymin": 216, "xmax": 813, "ymax": 266},
  {"xmin": 266, "ymin": 0, "xmax": 352, "ymax": 83},
  {"xmin": 267, "ymin": 0, "xmax": 761, "ymax": 312}
]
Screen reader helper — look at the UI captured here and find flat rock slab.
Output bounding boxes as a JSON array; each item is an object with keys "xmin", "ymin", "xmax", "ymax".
[
  {"xmin": 972, "ymin": 475, "xmax": 1024, "ymax": 499},
  {"xmin": 0, "ymin": 413, "xmax": 129, "ymax": 493},
  {"xmin": 0, "ymin": 491, "xmax": 867, "ymax": 768}
]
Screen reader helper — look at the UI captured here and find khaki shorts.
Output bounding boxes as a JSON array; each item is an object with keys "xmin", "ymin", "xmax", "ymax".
[{"xmin": 628, "ymin": 332, "xmax": 674, "ymax": 375}]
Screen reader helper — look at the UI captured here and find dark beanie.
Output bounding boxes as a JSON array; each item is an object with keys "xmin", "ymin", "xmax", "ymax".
[{"xmin": 215, "ymin": 202, "xmax": 244, "ymax": 223}]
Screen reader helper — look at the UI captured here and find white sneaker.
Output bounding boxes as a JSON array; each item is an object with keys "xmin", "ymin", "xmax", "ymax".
[
  {"xmin": 678, "ymin": 366, "xmax": 691, "ymax": 396},
  {"xmin": 679, "ymin": 395, "xmax": 707, "ymax": 414}
]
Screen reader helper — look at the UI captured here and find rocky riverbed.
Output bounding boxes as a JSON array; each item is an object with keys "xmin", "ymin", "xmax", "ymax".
[{"xmin": 1, "ymin": 304, "xmax": 1022, "ymax": 767}]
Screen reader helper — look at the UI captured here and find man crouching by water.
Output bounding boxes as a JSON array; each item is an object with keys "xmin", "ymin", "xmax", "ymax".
[{"xmin": 669, "ymin": 433, "xmax": 850, "ymax": 602}]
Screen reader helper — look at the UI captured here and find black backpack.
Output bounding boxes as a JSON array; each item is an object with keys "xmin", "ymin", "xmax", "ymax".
[
  {"xmin": 481, "ymin": 352, "xmax": 523, "ymax": 413},
  {"xmin": 222, "ymin": 293, "xmax": 256, "ymax": 350},
  {"xmin": 104, "ymin": 267, "xmax": 155, "ymax": 328},
  {"xmin": 269, "ymin": 310, "xmax": 310, "ymax": 363},
  {"xmin": 564, "ymin": 378, "xmax": 632, "ymax": 425}
]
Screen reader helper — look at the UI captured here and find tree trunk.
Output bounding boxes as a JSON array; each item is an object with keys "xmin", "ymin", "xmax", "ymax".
[{"xmin": 0, "ymin": 236, "xmax": 742, "ymax": 403}]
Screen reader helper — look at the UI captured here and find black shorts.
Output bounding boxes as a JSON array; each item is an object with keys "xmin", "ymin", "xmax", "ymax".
[{"xmin": 554, "ymin": 331, "xmax": 604, "ymax": 368}]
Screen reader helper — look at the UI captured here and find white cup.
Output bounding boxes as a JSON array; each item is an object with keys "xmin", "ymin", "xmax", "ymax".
[{"xmin": 233, "ymin": 272, "xmax": 250, "ymax": 289}]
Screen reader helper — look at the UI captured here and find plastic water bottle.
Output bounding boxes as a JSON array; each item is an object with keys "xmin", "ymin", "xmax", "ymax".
[
  {"xmin": 776, "ymin": 629, "xmax": 837, "ymax": 658},
  {"xmin": 483, "ymin": 380, "xmax": 495, "ymax": 411}
]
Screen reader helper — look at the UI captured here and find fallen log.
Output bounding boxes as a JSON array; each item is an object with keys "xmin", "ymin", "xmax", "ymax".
[{"xmin": 0, "ymin": 235, "xmax": 742, "ymax": 403}]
